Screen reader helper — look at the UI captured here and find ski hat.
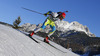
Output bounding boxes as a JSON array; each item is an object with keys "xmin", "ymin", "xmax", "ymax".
[
  {"xmin": 59, "ymin": 12, "xmax": 66, "ymax": 20},
  {"xmin": 51, "ymin": 12, "xmax": 58, "ymax": 18}
]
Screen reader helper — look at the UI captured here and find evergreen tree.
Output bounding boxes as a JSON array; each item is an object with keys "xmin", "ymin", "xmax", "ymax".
[{"xmin": 13, "ymin": 16, "xmax": 21, "ymax": 29}]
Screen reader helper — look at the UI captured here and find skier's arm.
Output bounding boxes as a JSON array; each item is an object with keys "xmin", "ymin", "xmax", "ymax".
[{"xmin": 44, "ymin": 11, "xmax": 52, "ymax": 16}]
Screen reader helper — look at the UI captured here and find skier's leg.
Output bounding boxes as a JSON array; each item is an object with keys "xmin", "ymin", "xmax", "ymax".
[
  {"xmin": 48, "ymin": 25, "xmax": 56, "ymax": 37},
  {"xmin": 44, "ymin": 23, "xmax": 56, "ymax": 43},
  {"xmin": 41, "ymin": 19, "xmax": 50, "ymax": 30},
  {"xmin": 29, "ymin": 28, "xmax": 41, "ymax": 36},
  {"xmin": 29, "ymin": 19, "xmax": 50, "ymax": 37}
]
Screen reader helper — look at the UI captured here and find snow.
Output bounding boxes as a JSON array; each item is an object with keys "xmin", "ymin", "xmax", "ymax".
[
  {"xmin": 0, "ymin": 24, "xmax": 79, "ymax": 56},
  {"xmin": 55, "ymin": 21, "xmax": 94, "ymax": 37},
  {"xmin": 56, "ymin": 21, "xmax": 86, "ymax": 32}
]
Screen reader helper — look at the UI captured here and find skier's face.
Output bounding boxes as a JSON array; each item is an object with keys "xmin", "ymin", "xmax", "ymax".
[{"xmin": 59, "ymin": 15, "xmax": 64, "ymax": 20}]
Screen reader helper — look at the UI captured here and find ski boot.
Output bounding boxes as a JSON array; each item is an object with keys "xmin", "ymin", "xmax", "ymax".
[
  {"xmin": 29, "ymin": 31, "xmax": 35, "ymax": 37},
  {"xmin": 44, "ymin": 36, "xmax": 49, "ymax": 44}
]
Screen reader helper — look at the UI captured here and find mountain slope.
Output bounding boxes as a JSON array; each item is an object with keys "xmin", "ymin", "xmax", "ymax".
[
  {"xmin": 0, "ymin": 24, "xmax": 79, "ymax": 56},
  {"xmin": 19, "ymin": 21, "xmax": 95, "ymax": 37}
]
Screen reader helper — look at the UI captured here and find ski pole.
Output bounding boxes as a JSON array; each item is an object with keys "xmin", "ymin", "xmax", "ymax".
[
  {"xmin": 64, "ymin": 11, "xmax": 68, "ymax": 13},
  {"xmin": 22, "ymin": 7, "xmax": 68, "ymax": 15},
  {"xmin": 22, "ymin": 7, "xmax": 44, "ymax": 15}
]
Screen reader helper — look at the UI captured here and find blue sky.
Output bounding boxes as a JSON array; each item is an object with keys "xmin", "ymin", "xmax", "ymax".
[{"xmin": 0, "ymin": 0, "xmax": 100, "ymax": 37}]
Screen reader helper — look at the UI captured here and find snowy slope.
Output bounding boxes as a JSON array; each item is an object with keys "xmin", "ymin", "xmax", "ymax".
[
  {"xmin": 55, "ymin": 21, "xmax": 94, "ymax": 37},
  {"xmin": 0, "ymin": 24, "xmax": 79, "ymax": 56}
]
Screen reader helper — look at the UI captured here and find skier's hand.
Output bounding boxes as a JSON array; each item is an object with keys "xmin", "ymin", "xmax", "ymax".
[{"xmin": 44, "ymin": 13, "xmax": 47, "ymax": 16}]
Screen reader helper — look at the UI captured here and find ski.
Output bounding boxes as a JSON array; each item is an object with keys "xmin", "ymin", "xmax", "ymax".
[
  {"xmin": 17, "ymin": 30, "xmax": 67, "ymax": 53},
  {"xmin": 35, "ymin": 37, "xmax": 67, "ymax": 53},
  {"xmin": 28, "ymin": 36, "xmax": 40, "ymax": 43},
  {"xmin": 18, "ymin": 30, "xmax": 39, "ymax": 43}
]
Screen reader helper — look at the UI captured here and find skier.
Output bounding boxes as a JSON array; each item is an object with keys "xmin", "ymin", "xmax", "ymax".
[{"xmin": 29, "ymin": 11, "xmax": 67, "ymax": 43}]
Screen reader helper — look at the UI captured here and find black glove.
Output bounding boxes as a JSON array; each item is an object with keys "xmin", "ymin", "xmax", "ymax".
[
  {"xmin": 44, "ymin": 13, "xmax": 47, "ymax": 16},
  {"xmin": 66, "ymin": 11, "xmax": 68, "ymax": 12}
]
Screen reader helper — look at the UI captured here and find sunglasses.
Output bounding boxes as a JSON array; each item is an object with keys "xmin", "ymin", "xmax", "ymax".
[{"xmin": 60, "ymin": 15, "xmax": 65, "ymax": 19}]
